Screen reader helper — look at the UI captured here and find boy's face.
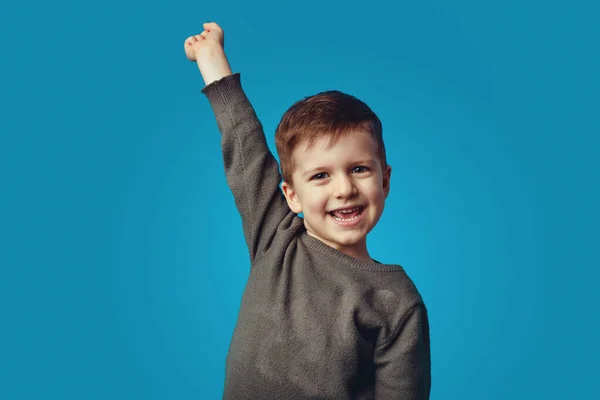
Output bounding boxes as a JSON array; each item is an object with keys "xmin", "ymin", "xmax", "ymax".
[{"xmin": 281, "ymin": 131, "xmax": 391, "ymax": 261}]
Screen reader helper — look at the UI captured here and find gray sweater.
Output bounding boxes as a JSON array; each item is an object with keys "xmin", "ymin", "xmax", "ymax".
[{"xmin": 202, "ymin": 73, "xmax": 431, "ymax": 399}]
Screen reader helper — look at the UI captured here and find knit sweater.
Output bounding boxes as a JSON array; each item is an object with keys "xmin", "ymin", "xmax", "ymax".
[{"xmin": 202, "ymin": 73, "xmax": 431, "ymax": 400}]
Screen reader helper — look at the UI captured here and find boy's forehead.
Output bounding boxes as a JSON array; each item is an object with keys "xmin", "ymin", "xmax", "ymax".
[
  {"xmin": 296, "ymin": 130, "xmax": 376, "ymax": 153},
  {"xmin": 293, "ymin": 131, "xmax": 379, "ymax": 169}
]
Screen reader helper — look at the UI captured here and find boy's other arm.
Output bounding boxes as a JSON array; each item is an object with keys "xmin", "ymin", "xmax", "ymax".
[
  {"xmin": 374, "ymin": 305, "xmax": 431, "ymax": 399},
  {"xmin": 184, "ymin": 23, "xmax": 294, "ymax": 261}
]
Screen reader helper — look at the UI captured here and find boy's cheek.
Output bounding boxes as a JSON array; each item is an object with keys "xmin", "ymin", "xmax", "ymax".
[{"xmin": 308, "ymin": 201, "xmax": 328, "ymax": 217}]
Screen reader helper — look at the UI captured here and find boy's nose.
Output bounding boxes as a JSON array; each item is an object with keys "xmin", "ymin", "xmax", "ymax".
[{"xmin": 332, "ymin": 176, "xmax": 357, "ymax": 199}]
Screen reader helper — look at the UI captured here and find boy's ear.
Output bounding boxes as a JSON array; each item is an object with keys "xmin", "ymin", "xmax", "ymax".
[
  {"xmin": 281, "ymin": 181, "xmax": 302, "ymax": 214},
  {"xmin": 383, "ymin": 165, "xmax": 392, "ymax": 198}
]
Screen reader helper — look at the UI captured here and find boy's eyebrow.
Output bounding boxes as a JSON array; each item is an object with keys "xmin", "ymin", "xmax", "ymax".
[
  {"xmin": 303, "ymin": 167, "xmax": 327, "ymax": 177},
  {"xmin": 354, "ymin": 159, "xmax": 377, "ymax": 166}
]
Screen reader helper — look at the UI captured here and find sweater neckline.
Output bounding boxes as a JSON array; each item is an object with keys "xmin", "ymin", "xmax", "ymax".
[{"xmin": 300, "ymin": 231, "xmax": 405, "ymax": 273}]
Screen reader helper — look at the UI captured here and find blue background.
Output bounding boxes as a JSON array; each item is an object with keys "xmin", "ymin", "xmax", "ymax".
[{"xmin": 1, "ymin": 0, "xmax": 598, "ymax": 398}]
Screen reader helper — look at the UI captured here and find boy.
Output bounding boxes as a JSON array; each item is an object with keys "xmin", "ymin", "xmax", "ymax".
[{"xmin": 185, "ymin": 22, "xmax": 431, "ymax": 399}]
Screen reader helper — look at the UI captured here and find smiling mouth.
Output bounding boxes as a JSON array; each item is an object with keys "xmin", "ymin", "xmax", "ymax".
[{"xmin": 329, "ymin": 206, "xmax": 364, "ymax": 222}]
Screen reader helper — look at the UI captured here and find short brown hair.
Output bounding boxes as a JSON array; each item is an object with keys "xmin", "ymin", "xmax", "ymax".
[{"xmin": 275, "ymin": 90, "xmax": 386, "ymax": 184}]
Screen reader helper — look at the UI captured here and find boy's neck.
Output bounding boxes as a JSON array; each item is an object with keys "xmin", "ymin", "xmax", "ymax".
[{"xmin": 306, "ymin": 231, "xmax": 373, "ymax": 263}]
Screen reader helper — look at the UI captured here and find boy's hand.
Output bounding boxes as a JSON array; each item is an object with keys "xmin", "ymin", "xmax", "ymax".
[
  {"xmin": 184, "ymin": 22, "xmax": 232, "ymax": 86},
  {"xmin": 184, "ymin": 22, "xmax": 224, "ymax": 62}
]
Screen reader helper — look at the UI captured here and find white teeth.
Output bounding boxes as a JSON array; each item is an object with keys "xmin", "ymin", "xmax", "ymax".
[
  {"xmin": 330, "ymin": 207, "xmax": 363, "ymax": 221},
  {"xmin": 336, "ymin": 207, "xmax": 360, "ymax": 214},
  {"xmin": 332, "ymin": 214, "xmax": 361, "ymax": 222}
]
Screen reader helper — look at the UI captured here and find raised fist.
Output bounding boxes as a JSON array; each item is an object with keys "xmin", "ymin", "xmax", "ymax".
[{"xmin": 184, "ymin": 22, "xmax": 225, "ymax": 62}]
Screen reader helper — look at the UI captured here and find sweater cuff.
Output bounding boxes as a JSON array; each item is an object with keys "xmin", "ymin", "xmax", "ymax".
[{"xmin": 201, "ymin": 73, "xmax": 245, "ymax": 116}]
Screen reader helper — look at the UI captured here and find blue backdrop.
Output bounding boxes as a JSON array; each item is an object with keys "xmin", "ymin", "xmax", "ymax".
[{"xmin": 1, "ymin": 0, "xmax": 598, "ymax": 398}]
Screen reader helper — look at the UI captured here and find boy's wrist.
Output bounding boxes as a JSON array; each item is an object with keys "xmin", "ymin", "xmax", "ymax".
[{"xmin": 196, "ymin": 46, "xmax": 233, "ymax": 86}]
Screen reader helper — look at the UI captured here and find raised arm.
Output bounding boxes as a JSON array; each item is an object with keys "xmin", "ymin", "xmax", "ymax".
[
  {"xmin": 184, "ymin": 22, "xmax": 233, "ymax": 86},
  {"xmin": 184, "ymin": 23, "xmax": 295, "ymax": 262}
]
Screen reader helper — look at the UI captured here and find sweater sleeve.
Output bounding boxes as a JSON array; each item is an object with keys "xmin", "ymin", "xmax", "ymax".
[
  {"xmin": 374, "ymin": 305, "xmax": 431, "ymax": 399},
  {"xmin": 201, "ymin": 73, "xmax": 295, "ymax": 262}
]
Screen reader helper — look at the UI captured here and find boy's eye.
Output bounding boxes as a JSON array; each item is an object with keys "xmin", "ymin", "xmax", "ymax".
[
  {"xmin": 352, "ymin": 166, "xmax": 369, "ymax": 173},
  {"xmin": 311, "ymin": 172, "xmax": 328, "ymax": 180}
]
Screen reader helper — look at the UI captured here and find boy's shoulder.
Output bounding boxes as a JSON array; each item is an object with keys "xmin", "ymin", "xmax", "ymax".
[{"xmin": 297, "ymin": 233, "xmax": 425, "ymax": 305}]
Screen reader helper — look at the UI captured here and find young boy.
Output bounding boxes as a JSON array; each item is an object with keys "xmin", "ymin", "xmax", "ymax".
[{"xmin": 185, "ymin": 22, "xmax": 431, "ymax": 399}]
